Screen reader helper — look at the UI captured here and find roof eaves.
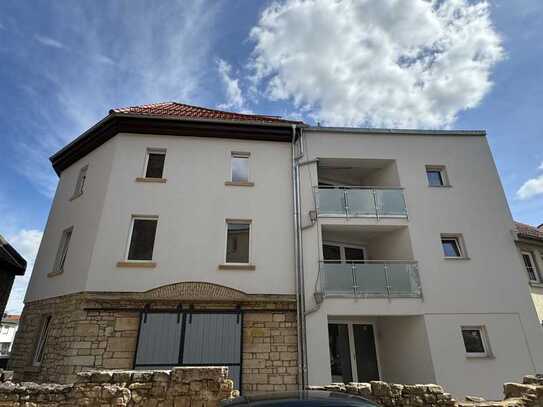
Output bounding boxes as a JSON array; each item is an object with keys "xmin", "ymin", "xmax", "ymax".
[{"xmin": 304, "ymin": 126, "xmax": 486, "ymax": 136}]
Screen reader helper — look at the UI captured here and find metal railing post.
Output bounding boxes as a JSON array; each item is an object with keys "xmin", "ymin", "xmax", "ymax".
[
  {"xmin": 372, "ymin": 189, "xmax": 379, "ymax": 219},
  {"xmin": 343, "ymin": 189, "xmax": 349, "ymax": 217},
  {"xmin": 351, "ymin": 262, "xmax": 358, "ymax": 297},
  {"xmin": 383, "ymin": 263, "xmax": 391, "ymax": 298}
]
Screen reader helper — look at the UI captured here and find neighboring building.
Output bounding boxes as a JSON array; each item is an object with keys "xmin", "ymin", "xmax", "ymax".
[
  {"xmin": 515, "ymin": 221, "xmax": 543, "ymax": 323},
  {"xmin": 0, "ymin": 315, "xmax": 20, "ymax": 369},
  {"xmin": 8, "ymin": 102, "xmax": 543, "ymax": 399},
  {"xmin": 0, "ymin": 235, "xmax": 27, "ymax": 317}
]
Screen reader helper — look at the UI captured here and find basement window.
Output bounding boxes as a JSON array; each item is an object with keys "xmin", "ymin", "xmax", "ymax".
[
  {"xmin": 33, "ymin": 316, "xmax": 51, "ymax": 366},
  {"xmin": 126, "ymin": 217, "xmax": 158, "ymax": 261}
]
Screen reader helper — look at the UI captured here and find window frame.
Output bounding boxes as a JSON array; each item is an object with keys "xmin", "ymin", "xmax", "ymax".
[
  {"xmin": 142, "ymin": 148, "xmax": 167, "ymax": 179},
  {"xmin": 50, "ymin": 226, "xmax": 73, "ymax": 276},
  {"xmin": 521, "ymin": 251, "xmax": 540, "ymax": 283},
  {"xmin": 230, "ymin": 152, "xmax": 250, "ymax": 183},
  {"xmin": 224, "ymin": 219, "xmax": 252, "ymax": 265},
  {"xmin": 441, "ymin": 234, "xmax": 467, "ymax": 259},
  {"xmin": 426, "ymin": 165, "xmax": 450, "ymax": 187},
  {"xmin": 33, "ymin": 315, "xmax": 52, "ymax": 367},
  {"xmin": 461, "ymin": 326, "xmax": 491, "ymax": 358},
  {"xmin": 71, "ymin": 165, "xmax": 88, "ymax": 200},
  {"xmin": 125, "ymin": 216, "xmax": 159, "ymax": 262},
  {"xmin": 322, "ymin": 241, "xmax": 367, "ymax": 263}
]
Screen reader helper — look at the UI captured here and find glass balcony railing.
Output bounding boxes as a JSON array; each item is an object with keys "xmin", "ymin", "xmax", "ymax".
[
  {"xmin": 319, "ymin": 261, "xmax": 422, "ymax": 298},
  {"xmin": 316, "ymin": 187, "xmax": 407, "ymax": 218}
]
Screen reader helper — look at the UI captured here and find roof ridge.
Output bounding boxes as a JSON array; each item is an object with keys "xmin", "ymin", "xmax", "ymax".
[{"xmin": 168, "ymin": 101, "xmax": 283, "ymax": 119}]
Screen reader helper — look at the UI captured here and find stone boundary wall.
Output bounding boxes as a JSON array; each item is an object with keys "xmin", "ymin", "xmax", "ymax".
[
  {"xmin": 0, "ymin": 367, "xmax": 234, "ymax": 406},
  {"xmin": 309, "ymin": 375, "xmax": 543, "ymax": 407}
]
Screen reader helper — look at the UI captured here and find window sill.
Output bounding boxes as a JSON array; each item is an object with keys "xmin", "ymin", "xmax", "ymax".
[
  {"xmin": 428, "ymin": 185, "xmax": 452, "ymax": 188},
  {"xmin": 135, "ymin": 177, "xmax": 167, "ymax": 183},
  {"xmin": 225, "ymin": 181, "xmax": 254, "ymax": 187},
  {"xmin": 69, "ymin": 193, "xmax": 83, "ymax": 201},
  {"xmin": 218, "ymin": 263, "xmax": 256, "ymax": 271},
  {"xmin": 116, "ymin": 261, "xmax": 157, "ymax": 268},
  {"xmin": 465, "ymin": 353, "xmax": 494, "ymax": 359},
  {"xmin": 443, "ymin": 256, "xmax": 470, "ymax": 260},
  {"xmin": 47, "ymin": 271, "xmax": 63, "ymax": 278}
]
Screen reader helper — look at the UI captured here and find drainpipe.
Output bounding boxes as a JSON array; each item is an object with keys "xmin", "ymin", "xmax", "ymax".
[{"xmin": 292, "ymin": 125, "xmax": 308, "ymax": 390}]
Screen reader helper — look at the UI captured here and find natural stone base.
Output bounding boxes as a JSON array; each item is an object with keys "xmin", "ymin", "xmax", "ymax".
[
  {"xmin": 0, "ymin": 366, "xmax": 234, "ymax": 406},
  {"xmin": 9, "ymin": 283, "xmax": 298, "ymax": 394}
]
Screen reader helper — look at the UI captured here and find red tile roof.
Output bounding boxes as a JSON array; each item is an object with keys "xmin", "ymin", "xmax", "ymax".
[
  {"xmin": 110, "ymin": 102, "xmax": 303, "ymax": 125},
  {"xmin": 1, "ymin": 315, "xmax": 20, "ymax": 323},
  {"xmin": 515, "ymin": 222, "xmax": 543, "ymax": 242}
]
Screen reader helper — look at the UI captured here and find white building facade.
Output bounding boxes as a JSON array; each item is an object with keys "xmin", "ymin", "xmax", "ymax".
[
  {"xmin": 296, "ymin": 127, "xmax": 543, "ymax": 399},
  {"xmin": 9, "ymin": 103, "xmax": 543, "ymax": 398}
]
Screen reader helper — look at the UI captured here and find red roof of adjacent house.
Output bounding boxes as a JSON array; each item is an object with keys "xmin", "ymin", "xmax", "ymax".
[
  {"xmin": 110, "ymin": 102, "xmax": 303, "ymax": 125},
  {"xmin": 515, "ymin": 222, "xmax": 543, "ymax": 242},
  {"xmin": 1, "ymin": 315, "xmax": 20, "ymax": 323}
]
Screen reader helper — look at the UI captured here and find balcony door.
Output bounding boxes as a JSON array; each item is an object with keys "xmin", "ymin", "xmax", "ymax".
[
  {"xmin": 323, "ymin": 242, "xmax": 365, "ymax": 263},
  {"xmin": 328, "ymin": 322, "xmax": 380, "ymax": 383}
]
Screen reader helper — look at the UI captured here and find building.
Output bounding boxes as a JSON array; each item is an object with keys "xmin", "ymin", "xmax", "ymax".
[
  {"xmin": 0, "ymin": 235, "xmax": 27, "ymax": 317},
  {"xmin": 0, "ymin": 315, "xmax": 20, "ymax": 369},
  {"xmin": 515, "ymin": 221, "xmax": 543, "ymax": 323},
  {"xmin": 296, "ymin": 127, "xmax": 543, "ymax": 399},
  {"xmin": 9, "ymin": 102, "xmax": 543, "ymax": 399}
]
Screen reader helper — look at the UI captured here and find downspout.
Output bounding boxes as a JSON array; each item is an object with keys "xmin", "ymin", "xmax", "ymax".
[{"xmin": 292, "ymin": 124, "xmax": 308, "ymax": 390}]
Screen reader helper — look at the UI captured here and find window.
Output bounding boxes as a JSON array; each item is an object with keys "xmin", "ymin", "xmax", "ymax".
[
  {"xmin": 441, "ymin": 234, "xmax": 466, "ymax": 258},
  {"xmin": 323, "ymin": 243, "xmax": 365, "ymax": 264},
  {"xmin": 231, "ymin": 153, "xmax": 249, "ymax": 183},
  {"xmin": 33, "ymin": 316, "xmax": 51, "ymax": 366},
  {"xmin": 0, "ymin": 342, "xmax": 9, "ymax": 356},
  {"xmin": 52, "ymin": 227, "xmax": 73, "ymax": 275},
  {"xmin": 144, "ymin": 150, "xmax": 166, "ymax": 179},
  {"xmin": 72, "ymin": 165, "xmax": 88, "ymax": 199},
  {"xmin": 126, "ymin": 217, "xmax": 158, "ymax": 261},
  {"xmin": 426, "ymin": 166, "xmax": 448, "ymax": 187},
  {"xmin": 522, "ymin": 252, "xmax": 540, "ymax": 282},
  {"xmin": 461, "ymin": 326, "xmax": 490, "ymax": 357},
  {"xmin": 226, "ymin": 221, "xmax": 250, "ymax": 264}
]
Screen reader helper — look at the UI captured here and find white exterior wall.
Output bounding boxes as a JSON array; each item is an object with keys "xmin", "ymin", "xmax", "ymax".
[
  {"xmin": 26, "ymin": 140, "xmax": 116, "ymax": 301},
  {"xmin": 0, "ymin": 322, "xmax": 18, "ymax": 355},
  {"xmin": 26, "ymin": 133, "xmax": 295, "ymax": 301},
  {"xmin": 300, "ymin": 130, "xmax": 543, "ymax": 399}
]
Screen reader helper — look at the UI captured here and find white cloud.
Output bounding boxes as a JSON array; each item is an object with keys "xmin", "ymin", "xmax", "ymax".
[
  {"xmin": 34, "ymin": 35, "xmax": 65, "ymax": 49},
  {"xmin": 216, "ymin": 58, "xmax": 249, "ymax": 112},
  {"xmin": 248, "ymin": 0, "xmax": 504, "ymax": 128},
  {"xmin": 538, "ymin": 162, "xmax": 543, "ymax": 170},
  {"xmin": 4, "ymin": 229, "xmax": 43, "ymax": 314},
  {"xmin": 517, "ymin": 175, "xmax": 543, "ymax": 200}
]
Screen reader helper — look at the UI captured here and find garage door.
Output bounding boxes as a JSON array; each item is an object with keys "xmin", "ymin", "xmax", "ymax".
[{"xmin": 134, "ymin": 311, "xmax": 242, "ymax": 389}]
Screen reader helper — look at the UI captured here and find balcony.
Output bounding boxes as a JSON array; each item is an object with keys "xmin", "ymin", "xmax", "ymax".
[
  {"xmin": 316, "ymin": 187, "xmax": 407, "ymax": 218},
  {"xmin": 319, "ymin": 261, "xmax": 422, "ymax": 298}
]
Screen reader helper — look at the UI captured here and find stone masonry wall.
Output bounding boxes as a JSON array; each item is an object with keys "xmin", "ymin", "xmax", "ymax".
[
  {"xmin": 9, "ymin": 290, "xmax": 298, "ymax": 394},
  {"xmin": 0, "ymin": 367, "xmax": 234, "ymax": 406},
  {"xmin": 309, "ymin": 375, "xmax": 543, "ymax": 407},
  {"xmin": 242, "ymin": 311, "xmax": 298, "ymax": 393}
]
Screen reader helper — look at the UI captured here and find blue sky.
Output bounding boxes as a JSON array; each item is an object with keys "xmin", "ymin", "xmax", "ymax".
[{"xmin": 0, "ymin": 0, "xmax": 542, "ymax": 313}]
